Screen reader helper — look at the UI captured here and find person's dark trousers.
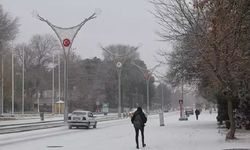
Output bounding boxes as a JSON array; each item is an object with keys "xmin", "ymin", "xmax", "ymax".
[
  {"xmin": 196, "ymin": 115, "xmax": 198, "ymax": 120},
  {"xmin": 134, "ymin": 126, "xmax": 145, "ymax": 149}
]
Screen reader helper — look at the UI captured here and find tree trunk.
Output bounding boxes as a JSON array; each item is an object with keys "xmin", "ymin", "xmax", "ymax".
[{"xmin": 226, "ymin": 98, "xmax": 236, "ymax": 139}]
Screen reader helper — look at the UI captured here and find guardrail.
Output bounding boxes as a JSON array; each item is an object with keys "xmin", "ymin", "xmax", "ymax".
[{"xmin": 0, "ymin": 114, "xmax": 119, "ymax": 134}]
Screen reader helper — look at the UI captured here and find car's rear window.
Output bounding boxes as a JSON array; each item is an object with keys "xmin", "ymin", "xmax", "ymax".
[{"xmin": 72, "ymin": 112, "xmax": 86, "ymax": 115}]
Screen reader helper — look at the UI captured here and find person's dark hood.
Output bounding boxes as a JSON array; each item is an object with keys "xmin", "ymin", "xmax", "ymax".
[
  {"xmin": 137, "ymin": 107, "xmax": 142, "ymax": 112},
  {"xmin": 134, "ymin": 107, "xmax": 143, "ymax": 115}
]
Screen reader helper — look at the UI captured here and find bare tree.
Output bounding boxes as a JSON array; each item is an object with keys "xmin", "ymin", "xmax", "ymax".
[
  {"xmin": 0, "ymin": 5, "xmax": 19, "ymax": 51},
  {"xmin": 151, "ymin": 0, "xmax": 250, "ymax": 139},
  {"xmin": 15, "ymin": 34, "xmax": 60, "ymax": 111}
]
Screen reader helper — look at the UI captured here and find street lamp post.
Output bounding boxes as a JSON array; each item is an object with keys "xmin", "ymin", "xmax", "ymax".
[
  {"xmin": 132, "ymin": 63, "xmax": 160, "ymax": 114},
  {"xmin": 146, "ymin": 76, "xmax": 150, "ymax": 114},
  {"xmin": 35, "ymin": 12, "xmax": 97, "ymax": 122},
  {"xmin": 22, "ymin": 47, "xmax": 25, "ymax": 114},
  {"xmin": 37, "ymin": 92, "xmax": 40, "ymax": 113},
  {"xmin": 1, "ymin": 55, "xmax": 4, "ymax": 115},
  {"xmin": 161, "ymin": 83, "xmax": 164, "ymax": 111},
  {"xmin": 116, "ymin": 62, "xmax": 122, "ymax": 118},
  {"xmin": 52, "ymin": 53, "xmax": 55, "ymax": 114},
  {"xmin": 153, "ymin": 73, "xmax": 165, "ymax": 112},
  {"xmin": 101, "ymin": 46, "xmax": 138, "ymax": 118},
  {"xmin": 11, "ymin": 47, "xmax": 14, "ymax": 115},
  {"xmin": 58, "ymin": 53, "xmax": 61, "ymax": 114},
  {"xmin": 179, "ymin": 77, "xmax": 188, "ymax": 121}
]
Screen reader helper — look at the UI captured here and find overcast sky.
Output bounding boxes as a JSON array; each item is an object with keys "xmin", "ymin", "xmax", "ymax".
[{"xmin": 1, "ymin": 0, "xmax": 172, "ymax": 74}]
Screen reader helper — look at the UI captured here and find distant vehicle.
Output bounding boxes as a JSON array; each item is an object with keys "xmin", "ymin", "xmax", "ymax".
[
  {"xmin": 68, "ymin": 110, "xmax": 97, "ymax": 129},
  {"xmin": 185, "ymin": 107, "xmax": 194, "ymax": 115}
]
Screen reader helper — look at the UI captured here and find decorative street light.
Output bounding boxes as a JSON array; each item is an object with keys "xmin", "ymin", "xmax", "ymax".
[
  {"xmin": 101, "ymin": 46, "xmax": 138, "ymax": 118},
  {"xmin": 132, "ymin": 63, "xmax": 160, "ymax": 114},
  {"xmin": 1, "ymin": 54, "xmax": 4, "ymax": 115},
  {"xmin": 58, "ymin": 53, "xmax": 61, "ymax": 114},
  {"xmin": 35, "ymin": 12, "xmax": 97, "ymax": 122},
  {"xmin": 116, "ymin": 61, "xmax": 122, "ymax": 118}
]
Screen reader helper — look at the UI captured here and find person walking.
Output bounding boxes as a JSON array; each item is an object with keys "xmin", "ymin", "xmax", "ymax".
[
  {"xmin": 195, "ymin": 109, "xmax": 200, "ymax": 120},
  {"xmin": 131, "ymin": 107, "xmax": 147, "ymax": 149}
]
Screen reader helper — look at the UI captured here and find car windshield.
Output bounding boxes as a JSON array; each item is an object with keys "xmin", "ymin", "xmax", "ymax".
[{"xmin": 72, "ymin": 111, "xmax": 86, "ymax": 115}]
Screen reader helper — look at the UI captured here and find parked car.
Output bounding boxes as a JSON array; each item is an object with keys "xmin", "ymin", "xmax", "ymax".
[
  {"xmin": 185, "ymin": 107, "xmax": 194, "ymax": 116},
  {"xmin": 68, "ymin": 110, "xmax": 97, "ymax": 129}
]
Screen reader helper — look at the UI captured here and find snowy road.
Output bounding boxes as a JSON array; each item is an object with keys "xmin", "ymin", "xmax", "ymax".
[{"xmin": 0, "ymin": 111, "xmax": 249, "ymax": 150}]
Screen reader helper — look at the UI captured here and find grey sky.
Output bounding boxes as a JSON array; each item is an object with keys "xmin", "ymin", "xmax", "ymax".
[{"xmin": 1, "ymin": 0, "xmax": 171, "ymax": 73}]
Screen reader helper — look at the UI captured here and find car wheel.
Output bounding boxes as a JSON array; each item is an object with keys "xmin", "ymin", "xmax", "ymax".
[
  {"xmin": 93, "ymin": 122, "xmax": 97, "ymax": 128},
  {"xmin": 68, "ymin": 125, "xmax": 72, "ymax": 129}
]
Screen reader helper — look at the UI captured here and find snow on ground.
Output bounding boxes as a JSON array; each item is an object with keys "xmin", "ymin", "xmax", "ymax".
[{"xmin": 0, "ymin": 111, "xmax": 249, "ymax": 150}]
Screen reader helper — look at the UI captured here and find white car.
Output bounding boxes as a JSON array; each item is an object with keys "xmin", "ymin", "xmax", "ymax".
[
  {"xmin": 68, "ymin": 110, "xmax": 97, "ymax": 129},
  {"xmin": 185, "ymin": 107, "xmax": 194, "ymax": 115}
]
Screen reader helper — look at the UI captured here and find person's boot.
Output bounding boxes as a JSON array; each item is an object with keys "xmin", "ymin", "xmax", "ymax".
[
  {"xmin": 143, "ymin": 143, "xmax": 146, "ymax": 147},
  {"xmin": 136, "ymin": 145, "xmax": 139, "ymax": 149}
]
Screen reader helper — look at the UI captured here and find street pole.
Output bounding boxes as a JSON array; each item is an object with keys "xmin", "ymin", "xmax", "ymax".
[
  {"xmin": 178, "ymin": 77, "xmax": 187, "ymax": 121},
  {"xmin": 63, "ymin": 56, "xmax": 68, "ymax": 120},
  {"xmin": 181, "ymin": 78, "xmax": 184, "ymax": 101},
  {"xmin": 161, "ymin": 83, "xmax": 164, "ymax": 112},
  {"xmin": 1, "ymin": 56, "xmax": 3, "ymax": 114},
  {"xmin": 11, "ymin": 48, "xmax": 14, "ymax": 115},
  {"xmin": 22, "ymin": 47, "xmax": 25, "ymax": 114},
  {"xmin": 37, "ymin": 92, "xmax": 40, "ymax": 113},
  {"xmin": 181, "ymin": 78, "xmax": 184, "ymax": 118},
  {"xmin": 52, "ymin": 53, "xmax": 55, "ymax": 114},
  {"xmin": 63, "ymin": 58, "xmax": 66, "ymax": 117},
  {"xmin": 146, "ymin": 79, "xmax": 150, "ymax": 114},
  {"xmin": 118, "ymin": 69, "xmax": 122, "ymax": 118},
  {"xmin": 58, "ymin": 54, "xmax": 61, "ymax": 114}
]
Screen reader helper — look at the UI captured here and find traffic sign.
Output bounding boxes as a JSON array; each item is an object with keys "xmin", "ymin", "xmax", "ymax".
[
  {"xmin": 179, "ymin": 99, "xmax": 183, "ymax": 104},
  {"xmin": 63, "ymin": 38, "xmax": 71, "ymax": 47}
]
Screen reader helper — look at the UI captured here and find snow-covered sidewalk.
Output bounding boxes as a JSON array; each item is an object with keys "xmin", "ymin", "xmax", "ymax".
[{"xmin": 146, "ymin": 111, "xmax": 250, "ymax": 150}]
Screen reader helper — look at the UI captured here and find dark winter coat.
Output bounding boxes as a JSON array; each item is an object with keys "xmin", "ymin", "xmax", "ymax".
[
  {"xmin": 195, "ymin": 109, "xmax": 200, "ymax": 115},
  {"xmin": 131, "ymin": 108, "xmax": 147, "ymax": 129}
]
